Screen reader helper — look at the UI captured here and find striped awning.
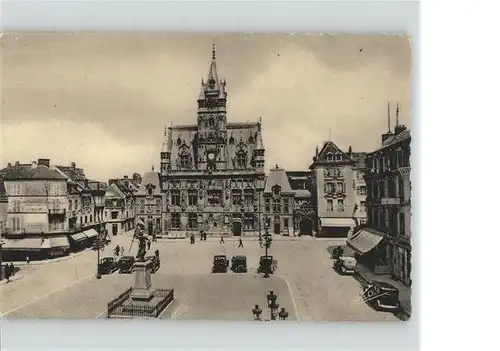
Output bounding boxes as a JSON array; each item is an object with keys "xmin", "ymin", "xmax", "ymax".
[
  {"xmin": 70, "ymin": 232, "xmax": 87, "ymax": 242},
  {"xmin": 347, "ymin": 228, "xmax": 384, "ymax": 255},
  {"xmin": 84, "ymin": 229, "xmax": 99, "ymax": 239},
  {"xmin": 320, "ymin": 217, "xmax": 357, "ymax": 228}
]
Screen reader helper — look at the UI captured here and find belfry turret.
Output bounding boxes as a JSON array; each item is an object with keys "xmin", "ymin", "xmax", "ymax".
[{"xmin": 160, "ymin": 124, "xmax": 173, "ymax": 173}]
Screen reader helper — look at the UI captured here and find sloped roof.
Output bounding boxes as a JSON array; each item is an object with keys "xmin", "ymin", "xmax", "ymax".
[
  {"xmin": 310, "ymin": 141, "xmax": 355, "ymax": 169},
  {"xmin": 0, "ymin": 164, "xmax": 66, "ymax": 180},
  {"xmin": 264, "ymin": 167, "xmax": 294, "ymax": 194},
  {"xmin": 136, "ymin": 172, "xmax": 161, "ymax": 196},
  {"xmin": 293, "ymin": 189, "xmax": 311, "ymax": 199},
  {"xmin": 105, "ymin": 183, "xmax": 126, "ymax": 198},
  {"xmin": 374, "ymin": 129, "xmax": 411, "ymax": 152},
  {"xmin": 55, "ymin": 166, "xmax": 87, "ymax": 181}
]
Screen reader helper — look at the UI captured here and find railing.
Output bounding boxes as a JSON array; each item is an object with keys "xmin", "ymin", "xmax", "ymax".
[
  {"xmin": 48, "ymin": 209, "xmax": 66, "ymax": 215},
  {"xmin": 107, "ymin": 287, "xmax": 133, "ymax": 316}
]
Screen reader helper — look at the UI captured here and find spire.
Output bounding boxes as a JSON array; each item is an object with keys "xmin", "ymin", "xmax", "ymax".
[
  {"xmin": 206, "ymin": 44, "xmax": 220, "ymax": 91},
  {"xmin": 164, "ymin": 125, "xmax": 167, "ymax": 137},
  {"xmin": 396, "ymin": 102, "xmax": 400, "ymax": 126},
  {"xmin": 387, "ymin": 102, "xmax": 391, "ymax": 132},
  {"xmin": 255, "ymin": 130, "xmax": 264, "ymax": 150}
]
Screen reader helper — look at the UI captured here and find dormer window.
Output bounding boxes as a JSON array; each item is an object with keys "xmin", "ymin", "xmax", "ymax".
[
  {"xmin": 326, "ymin": 154, "xmax": 334, "ymax": 162},
  {"xmin": 272, "ymin": 185, "xmax": 281, "ymax": 196},
  {"xmin": 335, "ymin": 154, "xmax": 342, "ymax": 161}
]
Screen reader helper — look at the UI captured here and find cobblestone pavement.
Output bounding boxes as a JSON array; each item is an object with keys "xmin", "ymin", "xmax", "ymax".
[{"xmin": 1, "ymin": 236, "xmax": 399, "ymax": 321}]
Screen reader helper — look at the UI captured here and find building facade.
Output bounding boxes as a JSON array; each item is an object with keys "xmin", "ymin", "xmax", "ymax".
[
  {"xmin": 105, "ymin": 177, "xmax": 137, "ymax": 235},
  {"xmin": 263, "ymin": 166, "xmax": 294, "ymax": 236},
  {"xmin": 310, "ymin": 142, "xmax": 367, "ymax": 238},
  {"xmin": 135, "ymin": 171, "xmax": 162, "ymax": 236},
  {"xmin": 0, "ymin": 178, "xmax": 8, "ymax": 234},
  {"xmin": 286, "ymin": 171, "xmax": 315, "ymax": 236},
  {"xmin": 159, "ymin": 46, "xmax": 266, "ymax": 236}
]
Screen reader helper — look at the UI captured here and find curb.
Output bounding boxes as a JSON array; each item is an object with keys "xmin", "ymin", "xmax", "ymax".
[{"xmin": 0, "ymin": 275, "xmax": 25, "ymax": 286}]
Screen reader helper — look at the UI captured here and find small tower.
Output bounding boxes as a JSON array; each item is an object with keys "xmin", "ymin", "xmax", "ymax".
[
  {"xmin": 160, "ymin": 124, "xmax": 173, "ymax": 173},
  {"xmin": 253, "ymin": 118, "xmax": 265, "ymax": 172}
]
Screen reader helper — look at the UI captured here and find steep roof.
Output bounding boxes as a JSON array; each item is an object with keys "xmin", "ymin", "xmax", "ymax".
[
  {"xmin": 55, "ymin": 165, "xmax": 87, "ymax": 182},
  {"xmin": 0, "ymin": 164, "xmax": 66, "ymax": 180},
  {"xmin": 351, "ymin": 152, "xmax": 367, "ymax": 169},
  {"xmin": 264, "ymin": 166, "xmax": 294, "ymax": 194},
  {"xmin": 309, "ymin": 141, "xmax": 356, "ymax": 169},
  {"xmin": 136, "ymin": 172, "xmax": 161, "ymax": 196},
  {"xmin": 374, "ymin": 128, "xmax": 411, "ymax": 152},
  {"xmin": 105, "ymin": 183, "xmax": 125, "ymax": 198}
]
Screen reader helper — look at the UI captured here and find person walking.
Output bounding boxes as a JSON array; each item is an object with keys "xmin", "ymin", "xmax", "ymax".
[
  {"xmin": 120, "ymin": 246, "xmax": 125, "ymax": 255},
  {"xmin": 220, "ymin": 235, "xmax": 225, "ymax": 245},
  {"xmin": 238, "ymin": 237, "xmax": 244, "ymax": 248},
  {"xmin": 5, "ymin": 264, "xmax": 11, "ymax": 283},
  {"xmin": 10, "ymin": 263, "xmax": 15, "ymax": 276},
  {"xmin": 26, "ymin": 256, "xmax": 30, "ymax": 265}
]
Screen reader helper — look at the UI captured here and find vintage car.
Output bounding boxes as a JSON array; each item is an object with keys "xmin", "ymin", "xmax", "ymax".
[
  {"xmin": 212, "ymin": 255, "xmax": 229, "ymax": 273},
  {"xmin": 257, "ymin": 255, "xmax": 278, "ymax": 275},
  {"xmin": 97, "ymin": 256, "xmax": 117, "ymax": 275},
  {"xmin": 230, "ymin": 255, "xmax": 248, "ymax": 273},
  {"xmin": 145, "ymin": 255, "xmax": 160, "ymax": 273},
  {"xmin": 118, "ymin": 256, "xmax": 136, "ymax": 274},
  {"xmin": 333, "ymin": 256, "xmax": 357, "ymax": 275},
  {"xmin": 363, "ymin": 280, "xmax": 401, "ymax": 312}
]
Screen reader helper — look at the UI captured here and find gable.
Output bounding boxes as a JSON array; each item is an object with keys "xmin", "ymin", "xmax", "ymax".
[{"xmin": 317, "ymin": 141, "xmax": 351, "ymax": 163}]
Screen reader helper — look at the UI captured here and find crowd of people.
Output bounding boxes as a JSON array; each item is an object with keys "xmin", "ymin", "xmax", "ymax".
[{"xmin": 1, "ymin": 263, "xmax": 17, "ymax": 283}]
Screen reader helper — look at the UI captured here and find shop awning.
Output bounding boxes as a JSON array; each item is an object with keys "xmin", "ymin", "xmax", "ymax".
[
  {"xmin": 2, "ymin": 238, "xmax": 43, "ymax": 251},
  {"xmin": 50, "ymin": 236, "xmax": 70, "ymax": 249},
  {"xmin": 347, "ymin": 228, "xmax": 384, "ymax": 254},
  {"xmin": 84, "ymin": 229, "xmax": 99, "ymax": 239},
  {"xmin": 320, "ymin": 217, "xmax": 357, "ymax": 228},
  {"xmin": 70, "ymin": 232, "xmax": 87, "ymax": 242}
]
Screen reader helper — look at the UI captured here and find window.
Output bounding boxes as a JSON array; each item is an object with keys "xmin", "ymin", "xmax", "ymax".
[
  {"xmin": 359, "ymin": 186, "xmax": 367, "ymax": 196},
  {"xmin": 180, "ymin": 154, "xmax": 190, "ymax": 168},
  {"xmin": 171, "ymin": 190, "xmax": 181, "ymax": 206},
  {"xmin": 156, "ymin": 199, "xmax": 161, "ymax": 212},
  {"xmin": 337, "ymin": 199, "xmax": 344, "ymax": 211},
  {"xmin": 188, "ymin": 213, "xmax": 198, "ymax": 229},
  {"xmin": 265, "ymin": 199, "xmax": 271, "ymax": 212},
  {"xmin": 244, "ymin": 193, "xmax": 254, "ymax": 207},
  {"xmin": 148, "ymin": 188, "xmax": 153, "ymax": 195},
  {"xmin": 69, "ymin": 200, "xmax": 73, "ymax": 211},
  {"xmin": 14, "ymin": 200, "xmax": 21, "ymax": 212},
  {"xmin": 283, "ymin": 199, "xmax": 289, "ymax": 213},
  {"xmin": 111, "ymin": 211, "xmax": 118, "ymax": 219},
  {"xmin": 327, "ymin": 199, "xmax": 333, "ymax": 211},
  {"xmin": 360, "ymin": 201, "xmax": 366, "ymax": 210},
  {"xmin": 399, "ymin": 213, "xmax": 406, "ymax": 236},
  {"xmin": 326, "ymin": 154, "xmax": 334, "ymax": 161},
  {"xmin": 272, "ymin": 199, "xmax": 281, "ymax": 213},
  {"xmin": 326, "ymin": 182, "xmax": 334, "ymax": 194},
  {"xmin": 399, "ymin": 176, "xmax": 405, "ymax": 199},
  {"xmin": 232, "ymin": 190, "xmax": 242, "ymax": 206},
  {"xmin": 379, "ymin": 180, "xmax": 385, "ymax": 198},
  {"xmin": 284, "ymin": 218, "xmax": 289, "ymax": 229},
  {"xmin": 172, "ymin": 213, "xmax": 181, "ymax": 229},
  {"xmin": 188, "ymin": 190, "xmax": 198, "ymax": 206},
  {"xmin": 243, "ymin": 215, "xmax": 254, "ymax": 231},
  {"xmin": 237, "ymin": 153, "xmax": 247, "ymax": 168},
  {"xmin": 336, "ymin": 182, "xmax": 345, "ymax": 193},
  {"xmin": 397, "ymin": 149, "xmax": 404, "ymax": 167},
  {"xmin": 85, "ymin": 215, "xmax": 88, "ymax": 223},
  {"xmin": 90, "ymin": 215, "xmax": 93, "ymax": 223},
  {"xmin": 335, "ymin": 154, "xmax": 342, "ymax": 161}
]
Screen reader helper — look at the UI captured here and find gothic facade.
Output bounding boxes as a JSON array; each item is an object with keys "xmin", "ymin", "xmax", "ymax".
[{"xmin": 159, "ymin": 46, "xmax": 266, "ymax": 236}]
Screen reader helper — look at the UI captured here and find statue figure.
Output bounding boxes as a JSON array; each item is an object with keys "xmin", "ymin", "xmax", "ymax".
[{"xmin": 133, "ymin": 226, "xmax": 150, "ymax": 262}]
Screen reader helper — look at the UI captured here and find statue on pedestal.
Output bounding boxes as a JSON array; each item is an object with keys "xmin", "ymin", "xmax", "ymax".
[{"xmin": 133, "ymin": 226, "xmax": 150, "ymax": 262}]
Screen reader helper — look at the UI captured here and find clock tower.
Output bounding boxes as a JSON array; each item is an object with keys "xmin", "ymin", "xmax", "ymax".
[{"xmin": 197, "ymin": 44, "xmax": 228, "ymax": 171}]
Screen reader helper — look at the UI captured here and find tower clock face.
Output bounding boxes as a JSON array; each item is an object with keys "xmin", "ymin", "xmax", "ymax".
[{"xmin": 207, "ymin": 152, "xmax": 216, "ymax": 161}]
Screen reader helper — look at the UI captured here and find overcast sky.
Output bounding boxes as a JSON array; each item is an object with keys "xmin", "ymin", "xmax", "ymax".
[{"xmin": 1, "ymin": 33, "xmax": 411, "ymax": 181}]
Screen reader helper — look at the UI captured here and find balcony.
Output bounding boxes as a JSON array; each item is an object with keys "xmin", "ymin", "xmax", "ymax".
[
  {"xmin": 48, "ymin": 209, "xmax": 67, "ymax": 216},
  {"xmin": 381, "ymin": 198, "xmax": 401, "ymax": 205}
]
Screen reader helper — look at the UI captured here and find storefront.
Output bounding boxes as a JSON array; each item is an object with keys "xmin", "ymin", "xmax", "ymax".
[
  {"xmin": 319, "ymin": 217, "xmax": 357, "ymax": 238},
  {"xmin": 48, "ymin": 236, "xmax": 71, "ymax": 258},
  {"xmin": 347, "ymin": 227, "xmax": 389, "ymax": 274},
  {"xmin": 69, "ymin": 232, "xmax": 88, "ymax": 252},
  {"xmin": 387, "ymin": 239, "xmax": 412, "ymax": 287},
  {"xmin": 83, "ymin": 229, "xmax": 99, "ymax": 245}
]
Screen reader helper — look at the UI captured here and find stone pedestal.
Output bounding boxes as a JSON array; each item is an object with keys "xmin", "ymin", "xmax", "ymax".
[{"xmin": 131, "ymin": 262, "xmax": 154, "ymax": 301}]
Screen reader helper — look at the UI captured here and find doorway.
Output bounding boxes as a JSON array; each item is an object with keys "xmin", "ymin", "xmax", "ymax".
[
  {"xmin": 112, "ymin": 224, "xmax": 118, "ymax": 236},
  {"xmin": 232, "ymin": 221, "xmax": 242, "ymax": 236},
  {"xmin": 274, "ymin": 222, "xmax": 281, "ymax": 234},
  {"xmin": 299, "ymin": 218, "xmax": 313, "ymax": 235}
]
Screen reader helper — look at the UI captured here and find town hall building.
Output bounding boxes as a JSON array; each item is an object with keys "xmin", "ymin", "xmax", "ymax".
[{"xmin": 159, "ymin": 46, "xmax": 266, "ymax": 236}]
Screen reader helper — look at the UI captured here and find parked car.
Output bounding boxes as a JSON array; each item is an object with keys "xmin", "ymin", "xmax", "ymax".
[
  {"xmin": 145, "ymin": 255, "xmax": 160, "ymax": 273},
  {"xmin": 257, "ymin": 255, "xmax": 277, "ymax": 275},
  {"xmin": 97, "ymin": 256, "xmax": 117, "ymax": 275},
  {"xmin": 231, "ymin": 255, "xmax": 248, "ymax": 273},
  {"xmin": 363, "ymin": 280, "xmax": 401, "ymax": 312},
  {"xmin": 118, "ymin": 256, "xmax": 136, "ymax": 274},
  {"xmin": 212, "ymin": 255, "xmax": 229, "ymax": 273},
  {"xmin": 333, "ymin": 257, "xmax": 357, "ymax": 275}
]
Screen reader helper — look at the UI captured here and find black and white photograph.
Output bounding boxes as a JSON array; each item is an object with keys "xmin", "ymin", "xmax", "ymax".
[{"xmin": 0, "ymin": 33, "xmax": 412, "ymax": 322}]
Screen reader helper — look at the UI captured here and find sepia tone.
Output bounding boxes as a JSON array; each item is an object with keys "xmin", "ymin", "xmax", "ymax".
[{"xmin": 0, "ymin": 33, "xmax": 412, "ymax": 322}]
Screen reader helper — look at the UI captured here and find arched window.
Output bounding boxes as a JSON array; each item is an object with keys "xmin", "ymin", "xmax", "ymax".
[
  {"xmin": 180, "ymin": 154, "xmax": 190, "ymax": 168},
  {"xmin": 237, "ymin": 152, "xmax": 247, "ymax": 168}
]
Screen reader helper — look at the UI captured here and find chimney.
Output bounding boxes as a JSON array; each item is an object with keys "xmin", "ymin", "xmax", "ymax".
[
  {"xmin": 7, "ymin": 163, "xmax": 11, "ymax": 168},
  {"xmin": 394, "ymin": 124, "xmax": 407, "ymax": 135},
  {"xmin": 123, "ymin": 175, "xmax": 128, "ymax": 179},
  {"xmin": 84, "ymin": 179, "xmax": 89, "ymax": 188},
  {"xmin": 15, "ymin": 161, "xmax": 20, "ymax": 166},
  {"xmin": 38, "ymin": 158, "xmax": 50, "ymax": 167},
  {"xmin": 71, "ymin": 162, "xmax": 76, "ymax": 169},
  {"xmin": 31, "ymin": 161, "xmax": 37, "ymax": 169},
  {"xmin": 348, "ymin": 146, "xmax": 352, "ymax": 157}
]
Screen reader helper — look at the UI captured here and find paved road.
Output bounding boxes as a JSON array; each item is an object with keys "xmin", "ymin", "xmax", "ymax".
[{"xmin": 1, "ymin": 236, "xmax": 398, "ymax": 321}]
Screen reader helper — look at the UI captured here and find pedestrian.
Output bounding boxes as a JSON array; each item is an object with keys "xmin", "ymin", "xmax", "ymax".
[
  {"xmin": 259, "ymin": 236, "xmax": 263, "ymax": 248},
  {"xmin": 147, "ymin": 240, "xmax": 151, "ymax": 250},
  {"xmin": 26, "ymin": 256, "xmax": 30, "ymax": 264},
  {"xmin": 121, "ymin": 246, "xmax": 125, "ymax": 255},
  {"xmin": 220, "ymin": 235, "xmax": 225, "ymax": 245},
  {"xmin": 238, "ymin": 238, "xmax": 244, "ymax": 248},
  {"xmin": 10, "ymin": 263, "xmax": 15, "ymax": 276},
  {"xmin": 5, "ymin": 264, "xmax": 11, "ymax": 283}
]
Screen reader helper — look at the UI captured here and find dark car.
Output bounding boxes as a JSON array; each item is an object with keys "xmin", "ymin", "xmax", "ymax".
[
  {"xmin": 333, "ymin": 257, "xmax": 357, "ymax": 275},
  {"xmin": 257, "ymin": 255, "xmax": 277, "ymax": 275},
  {"xmin": 118, "ymin": 256, "xmax": 136, "ymax": 274},
  {"xmin": 145, "ymin": 255, "xmax": 160, "ymax": 273},
  {"xmin": 231, "ymin": 255, "xmax": 248, "ymax": 273},
  {"xmin": 363, "ymin": 280, "xmax": 401, "ymax": 312},
  {"xmin": 212, "ymin": 255, "xmax": 229, "ymax": 273},
  {"xmin": 98, "ymin": 257, "xmax": 117, "ymax": 275}
]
